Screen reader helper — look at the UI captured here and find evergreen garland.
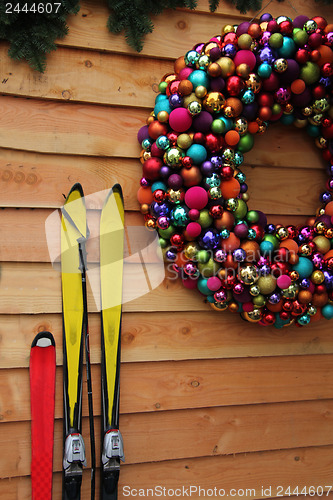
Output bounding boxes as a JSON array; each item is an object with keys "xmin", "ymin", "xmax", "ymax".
[
  {"xmin": 0, "ymin": 0, "xmax": 332, "ymax": 71},
  {"xmin": 0, "ymin": 0, "xmax": 79, "ymax": 72}
]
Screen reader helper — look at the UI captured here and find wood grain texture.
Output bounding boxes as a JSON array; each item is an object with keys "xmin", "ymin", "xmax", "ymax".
[
  {"xmin": 1, "ymin": 310, "xmax": 332, "ymax": 369},
  {"xmin": 0, "ymin": 96, "xmax": 328, "ymax": 169},
  {"xmin": 2, "ymin": 445, "xmax": 333, "ymax": 499},
  {"xmin": 1, "ymin": 355, "xmax": 333, "ymax": 422},
  {"xmin": 1, "ymin": 0, "xmax": 333, "ymax": 496},
  {"xmin": 2, "ymin": 400, "xmax": 333, "ymax": 477},
  {"xmin": 0, "ymin": 44, "xmax": 170, "ymax": 107}
]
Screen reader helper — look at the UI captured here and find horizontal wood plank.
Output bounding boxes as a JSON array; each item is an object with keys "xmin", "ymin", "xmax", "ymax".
[
  {"xmin": 1, "ymin": 309, "xmax": 332, "ymax": 369},
  {"xmin": 2, "ymin": 445, "xmax": 333, "ymax": 498},
  {"xmin": 2, "ymin": 400, "xmax": 333, "ymax": 478},
  {"xmin": 0, "ymin": 96, "xmax": 327, "ymax": 170},
  {"xmin": 0, "ymin": 44, "xmax": 170, "ymax": 107},
  {"xmin": 1, "ymin": 355, "xmax": 333, "ymax": 422}
]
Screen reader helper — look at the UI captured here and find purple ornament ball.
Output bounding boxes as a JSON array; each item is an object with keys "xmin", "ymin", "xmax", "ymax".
[
  {"xmin": 243, "ymin": 102, "xmax": 259, "ymax": 121},
  {"xmin": 209, "ymin": 47, "xmax": 222, "ymax": 61},
  {"xmin": 292, "ymin": 88, "xmax": 312, "ymax": 107},
  {"xmin": 210, "ymin": 77, "xmax": 226, "ymax": 92},
  {"xmin": 234, "ymin": 223, "xmax": 249, "ymax": 239},
  {"xmin": 293, "ymin": 15, "xmax": 310, "ymax": 29},
  {"xmin": 201, "ymin": 160, "xmax": 215, "ymax": 176},
  {"xmin": 160, "ymin": 166, "xmax": 171, "ymax": 179},
  {"xmin": 193, "ymin": 111, "xmax": 214, "ymax": 133},
  {"xmin": 168, "ymin": 173, "xmax": 183, "ymax": 190},
  {"xmin": 236, "ymin": 22, "xmax": 251, "ymax": 37},
  {"xmin": 279, "ymin": 59, "xmax": 300, "ymax": 85},
  {"xmin": 260, "ymin": 13, "xmax": 273, "ymax": 22},
  {"xmin": 137, "ymin": 125, "xmax": 150, "ymax": 144},
  {"xmin": 233, "ymin": 288, "xmax": 252, "ymax": 303}
]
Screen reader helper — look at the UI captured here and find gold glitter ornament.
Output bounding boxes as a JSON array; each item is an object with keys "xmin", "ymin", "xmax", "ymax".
[
  {"xmin": 203, "ymin": 92, "xmax": 226, "ymax": 113},
  {"xmin": 140, "ymin": 203, "xmax": 149, "ymax": 214},
  {"xmin": 236, "ymin": 63, "xmax": 251, "ymax": 79},
  {"xmin": 207, "ymin": 62, "xmax": 222, "ymax": 77},
  {"xmin": 222, "ymin": 24, "xmax": 235, "ymax": 34},
  {"xmin": 216, "ymin": 57, "xmax": 235, "ymax": 77},
  {"xmin": 258, "ymin": 275, "xmax": 277, "ymax": 294},
  {"xmin": 195, "ymin": 85, "xmax": 208, "ymax": 99},
  {"xmin": 184, "ymin": 242, "xmax": 199, "ymax": 260},
  {"xmin": 311, "ymin": 270, "xmax": 325, "ymax": 284},
  {"xmin": 177, "ymin": 134, "xmax": 192, "ymax": 150},
  {"xmin": 157, "ymin": 110, "xmax": 169, "ymax": 123}
]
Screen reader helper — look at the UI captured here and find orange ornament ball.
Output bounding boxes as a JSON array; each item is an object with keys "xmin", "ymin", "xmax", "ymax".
[
  {"xmin": 174, "ymin": 56, "xmax": 186, "ymax": 74},
  {"xmin": 137, "ymin": 187, "xmax": 153, "ymax": 205},
  {"xmin": 225, "ymin": 97, "xmax": 243, "ymax": 117},
  {"xmin": 148, "ymin": 121, "xmax": 168, "ymax": 140},
  {"xmin": 181, "ymin": 166, "xmax": 202, "ymax": 187},
  {"xmin": 225, "ymin": 130, "xmax": 240, "ymax": 146},
  {"xmin": 248, "ymin": 23, "xmax": 262, "ymax": 38},
  {"xmin": 259, "ymin": 106, "xmax": 272, "ymax": 121},
  {"xmin": 325, "ymin": 201, "xmax": 333, "ymax": 216},
  {"xmin": 290, "ymin": 79, "xmax": 306, "ymax": 95},
  {"xmin": 178, "ymin": 80, "xmax": 193, "ymax": 96},
  {"xmin": 220, "ymin": 177, "xmax": 241, "ymax": 199},
  {"xmin": 221, "ymin": 232, "xmax": 240, "ymax": 252},
  {"xmin": 214, "ymin": 211, "xmax": 235, "ymax": 231}
]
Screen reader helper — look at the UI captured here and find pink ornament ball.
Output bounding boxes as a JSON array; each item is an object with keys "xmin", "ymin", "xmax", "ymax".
[
  {"xmin": 179, "ymin": 67, "xmax": 193, "ymax": 80},
  {"xmin": 207, "ymin": 276, "xmax": 222, "ymax": 291},
  {"xmin": 186, "ymin": 222, "xmax": 202, "ymax": 238},
  {"xmin": 169, "ymin": 108, "xmax": 193, "ymax": 133},
  {"xmin": 185, "ymin": 186, "xmax": 209, "ymax": 210},
  {"xmin": 233, "ymin": 50, "xmax": 256, "ymax": 71},
  {"xmin": 182, "ymin": 277, "xmax": 198, "ymax": 289},
  {"xmin": 189, "ymin": 208, "xmax": 200, "ymax": 220},
  {"xmin": 277, "ymin": 274, "xmax": 292, "ymax": 290}
]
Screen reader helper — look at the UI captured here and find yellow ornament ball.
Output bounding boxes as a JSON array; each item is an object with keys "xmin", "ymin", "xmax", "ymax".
[
  {"xmin": 313, "ymin": 235, "xmax": 331, "ymax": 254},
  {"xmin": 257, "ymin": 275, "xmax": 277, "ymax": 295},
  {"xmin": 216, "ymin": 57, "xmax": 235, "ymax": 77}
]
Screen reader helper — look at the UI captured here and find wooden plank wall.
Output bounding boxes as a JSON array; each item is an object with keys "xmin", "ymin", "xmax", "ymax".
[{"xmin": 1, "ymin": 0, "xmax": 333, "ymax": 498}]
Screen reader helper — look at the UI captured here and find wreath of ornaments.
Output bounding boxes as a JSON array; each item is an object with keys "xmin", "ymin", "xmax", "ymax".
[{"xmin": 137, "ymin": 13, "xmax": 333, "ymax": 328}]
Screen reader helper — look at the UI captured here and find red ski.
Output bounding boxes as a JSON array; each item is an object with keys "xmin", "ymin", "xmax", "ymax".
[{"xmin": 30, "ymin": 331, "xmax": 56, "ymax": 500}]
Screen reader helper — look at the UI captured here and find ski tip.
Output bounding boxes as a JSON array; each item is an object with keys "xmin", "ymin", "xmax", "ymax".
[
  {"xmin": 31, "ymin": 331, "xmax": 55, "ymax": 348},
  {"xmin": 103, "ymin": 184, "xmax": 124, "ymax": 209},
  {"xmin": 65, "ymin": 183, "xmax": 84, "ymax": 203}
]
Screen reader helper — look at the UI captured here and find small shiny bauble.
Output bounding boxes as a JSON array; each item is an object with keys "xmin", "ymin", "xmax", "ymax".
[
  {"xmin": 210, "ymin": 204, "xmax": 223, "ymax": 219},
  {"xmin": 188, "ymin": 100, "xmax": 202, "ymax": 116},
  {"xmin": 209, "ymin": 186, "xmax": 222, "ymax": 200},
  {"xmin": 226, "ymin": 76, "xmax": 245, "ymax": 96},
  {"xmin": 236, "ymin": 63, "xmax": 251, "ymax": 79},
  {"xmin": 184, "ymin": 242, "xmax": 199, "ymax": 260},
  {"xmin": 164, "ymin": 147, "xmax": 182, "ymax": 167},
  {"xmin": 220, "ymin": 229, "xmax": 230, "ymax": 239},
  {"xmin": 250, "ymin": 285, "xmax": 260, "ymax": 296},
  {"xmin": 170, "ymin": 233, "xmax": 184, "ymax": 248},
  {"xmin": 276, "ymin": 226, "xmax": 289, "ymax": 240},
  {"xmin": 241, "ymin": 89, "xmax": 255, "ymax": 104},
  {"xmin": 196, "ymin": 54, "xmax": 210, "ymax": 70},
  {"xmin": 233, "ymin": 248, "xmax": 246, "ymax": 262},
  {"xmin": 234, "ymin": 117, "xmax": 248, "ymax": 136},
  {"xmin": 145, "ymin": 217, "xmax": 157, "ymax": 230},
  {"xmin": 205, "ymin": 173, "xmax": 221, "ymax": 188},
  {"xmin": 214, "ymin": 248, "xmax": 227, "ymax": 262},
  {"xmin": 153, "ymin": 189, "xmax": 166, "ymax": 203},
  {"xmin": 245, "ymin": 73, "xmax": 262, "ymax": 93},
  {"xmin": 157, "ymin": 215, "xmax": 170, "ymax": 230},
  {"xmin": 274, "ymin": 58, "xmax": 288, "ymax": 73},
  {"xmin": 308, "ymin": 305, "xmax": 317, "ymax": 316},
  {"xmin": 226, "ymin": 198, "xmax": 238, "ymax": 211},
  {"xmin": 214, "ymin": 289, "xmax": 227, "ymax": 302},
  {"xmin": 167, "ymin": 188, "xmax": 185, "ymax": 204},
  {"xmin": 303, "ymin": 20, "xmax": 318, "ymax": 34},
  {"xmin": 185, "ymin": 50, "xmax": 200, "ymax": 66},
  {"xmin": 243, "ymin": 309, "xmax": 262, "ymax": 322},
  {"xmin": 313, "ymin": 98, "xmax": 329, "ymax": 113},
  {"xmin": 203, "ymin": 92, "xmax": 226, "ymax": 113},
  {"xmin": 140, "ymin": 203, "xmax": 149, "ymax": 215},
  {"xmin": 281, "ymin": 283, "xmax": 299, "ymax": 299},
  {"xmin": 183, "ymin": 262, "xmax": 200, "ymax": 278},
  {"xmin": 238, "ymin": 264, "xmax": 259, "ymax": 285},
  {"xmin": 171, "ymin": 206, "xmax": 189, "ymax": 227},
  {"xmin": 156, "ymin": 135, "xmax": 170, "ymax": 150}
]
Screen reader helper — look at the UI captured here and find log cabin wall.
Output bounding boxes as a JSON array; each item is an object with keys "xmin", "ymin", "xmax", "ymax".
[{"xmin": 1, "ymin": 0, "xmax": 333, "ymax": 498}]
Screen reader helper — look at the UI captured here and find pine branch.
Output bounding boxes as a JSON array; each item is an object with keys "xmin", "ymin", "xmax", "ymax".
[
  {"xmin": 106, "ymin": 0, "xmax": 197, "ymax": 52},
  {"xmin": 0, "ymin": 0, "xmax": 80, "ymax": 72}
]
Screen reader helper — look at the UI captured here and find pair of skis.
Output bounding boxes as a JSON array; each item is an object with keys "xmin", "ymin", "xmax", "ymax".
[{"xmin": 61, "ymin": 183, "xmax": 125, "ymax": 500}]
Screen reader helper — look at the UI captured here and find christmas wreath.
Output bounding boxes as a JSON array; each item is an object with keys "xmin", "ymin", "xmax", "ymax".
[{"xmin": 137, "ymin": 13, "xmax": 333, "ymax": 328}]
